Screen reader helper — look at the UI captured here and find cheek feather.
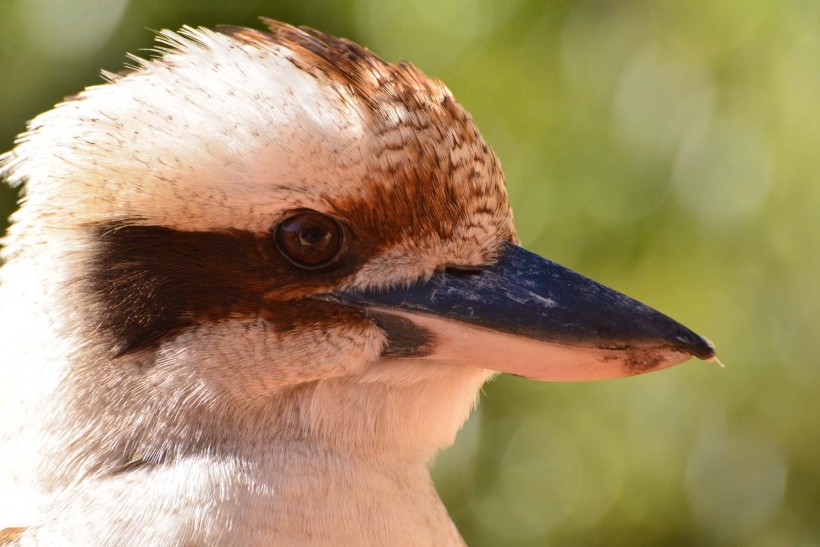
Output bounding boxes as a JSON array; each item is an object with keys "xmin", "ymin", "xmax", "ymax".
[{"xmin": 152, "ymin": 316, "xmax": 385, "ymax": 400}]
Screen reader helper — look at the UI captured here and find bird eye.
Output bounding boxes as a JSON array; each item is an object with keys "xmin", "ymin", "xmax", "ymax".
[{"xmin": 275, "ymin": 211, "xmax": 344, "ymax": 269}]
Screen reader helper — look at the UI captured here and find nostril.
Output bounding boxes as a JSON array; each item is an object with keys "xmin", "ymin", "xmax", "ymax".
[{"xmin": 444, "ymin": 266, "xmax": 484, "ymax": 277}]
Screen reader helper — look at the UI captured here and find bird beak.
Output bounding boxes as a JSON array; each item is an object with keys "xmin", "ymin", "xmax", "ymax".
[{"xmin": 320, "ymin": 242, "xmax": 716, "ymax": 381}]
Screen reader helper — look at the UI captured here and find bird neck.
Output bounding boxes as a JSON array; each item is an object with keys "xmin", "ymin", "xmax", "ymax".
[
  {"xmin": 30, "ymin": 443, "xmax": 466, "ymax": 545},
  {"xmin": 227, "ymin": 445, "xmax": 466, "ymax": 545}
]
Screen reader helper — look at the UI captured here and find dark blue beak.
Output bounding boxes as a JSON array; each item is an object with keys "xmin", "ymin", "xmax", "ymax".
[{"xmin": 321, "ymin": 242, "xmax": 716, "ymax": 381}]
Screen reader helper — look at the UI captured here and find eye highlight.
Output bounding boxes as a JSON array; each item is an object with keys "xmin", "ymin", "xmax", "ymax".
[{"xmin": 275, "ymin": 211, "xmax": 344, "ymax": 269}]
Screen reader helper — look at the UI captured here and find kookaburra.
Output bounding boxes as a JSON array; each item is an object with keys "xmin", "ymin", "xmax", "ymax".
[{"xmin": 0, "ymin": 19, "xmax": 716, "ymax": 545}]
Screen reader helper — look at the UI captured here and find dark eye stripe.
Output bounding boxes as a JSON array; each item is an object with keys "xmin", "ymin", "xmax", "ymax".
[{"xmin": 87, "ymin": 221, "xmax": 364, "ymax": 358}]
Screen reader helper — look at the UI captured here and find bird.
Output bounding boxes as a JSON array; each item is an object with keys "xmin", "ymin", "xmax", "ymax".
[{"xmin": 0, "ymin": 19, "xmax": 716, "ymax": 545}]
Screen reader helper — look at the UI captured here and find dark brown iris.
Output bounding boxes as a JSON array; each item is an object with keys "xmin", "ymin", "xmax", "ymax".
[{"xmin": 275, "ymin": 211, "xmax": 344, "ymax": 269}]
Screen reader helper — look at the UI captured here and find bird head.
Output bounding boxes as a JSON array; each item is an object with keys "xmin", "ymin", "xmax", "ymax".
[{"xmin": 0, "ymin": 20, "xmax": 714, "ymax": 482}]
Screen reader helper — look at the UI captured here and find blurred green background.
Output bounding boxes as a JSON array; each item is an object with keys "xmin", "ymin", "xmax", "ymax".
[{"xmin": 1, "ymin": 0, "xmax": 817, "ymax": 545}]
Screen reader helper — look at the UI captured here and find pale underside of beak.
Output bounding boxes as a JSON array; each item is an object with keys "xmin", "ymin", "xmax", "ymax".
[{"xmin": 316, "ymin": 242, "xmax": 716, "ymax": 381}]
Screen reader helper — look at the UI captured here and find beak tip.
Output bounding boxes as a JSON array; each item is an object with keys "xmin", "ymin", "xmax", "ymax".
[{"xmin": 673, "ymin": 331, "xmax": 716, "ymax": 361}]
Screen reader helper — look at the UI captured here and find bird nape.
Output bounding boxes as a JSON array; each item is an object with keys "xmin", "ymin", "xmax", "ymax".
[{"xmin": 0, "ymin": 18, "xmax": 716, "ymax": 545}]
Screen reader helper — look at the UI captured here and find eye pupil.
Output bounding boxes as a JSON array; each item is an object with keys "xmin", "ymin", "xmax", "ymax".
[
  {"xmin": 301, "ymin": 227, "xmax": 327, "ymax": 245},
  {"xmin": 275, "ymin": 211, "xmax": 344, "ymax": 269}
]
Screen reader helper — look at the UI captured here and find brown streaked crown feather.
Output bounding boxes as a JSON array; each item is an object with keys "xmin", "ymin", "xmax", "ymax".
[{"xmin": 217, "ymin": 19, "xmax": 439, "ymax": 112}]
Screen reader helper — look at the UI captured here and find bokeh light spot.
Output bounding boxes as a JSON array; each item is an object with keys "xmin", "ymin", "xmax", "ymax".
[
  {"xmin": 685, "ymin": 421, "xmax": 788, "ymax": 541},
  {"xmin": 18, "ymin": 0, "xmax": 130, "ymax": 60},
  {"xmin": 613, "ymin": 47, "xmax": 715, "ymax": 157},
  {"xmin": 470, "ymin": 416, "xmax": 584, "ymax": 541},
  {"xmin": 672, "ymin": 118, "xmax": 773, "ymax": 228}
]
